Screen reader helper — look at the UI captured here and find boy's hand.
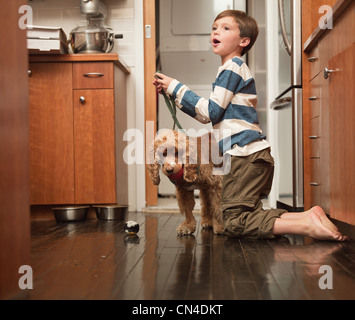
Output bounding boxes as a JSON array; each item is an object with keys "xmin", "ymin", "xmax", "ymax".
[{"xmin": 153, "ymin": 72, "xmax": 174, "ymax": 94}]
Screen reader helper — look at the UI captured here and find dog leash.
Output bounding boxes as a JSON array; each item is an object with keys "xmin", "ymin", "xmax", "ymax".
[
  {"xmin": 155, "ymin": 72, "xmax": 200, "ymax": 179},
  {"xmin": 155, "ymin": 72, "xmax": 186, "ymax": 134}
]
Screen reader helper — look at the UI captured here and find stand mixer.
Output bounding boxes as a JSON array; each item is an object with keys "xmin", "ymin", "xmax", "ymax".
[{"xmin": 70, "ymin": 0, "xmax": 123, "ymax": 54}]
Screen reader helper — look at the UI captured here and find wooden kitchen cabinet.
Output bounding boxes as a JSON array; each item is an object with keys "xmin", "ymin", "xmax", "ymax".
[
  {"xmin": 29, "ymin": 62, "xmax": 75, "ymax": 204},
  {"xmin": 328, "ymin": 44, "xmax": 355, "ymax": 224},
  {"xmin": 29, "ymin": 54, "xmax": 129, "ymax": 206},
  {"xmin": 303, "ymin": 0, "xmax": 355, "ymax": 224}
]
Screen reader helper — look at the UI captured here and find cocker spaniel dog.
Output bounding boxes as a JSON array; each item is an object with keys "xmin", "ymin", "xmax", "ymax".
[{"xmin": 147, "ymin": 129, "xmax": 224, "ymax": 236}]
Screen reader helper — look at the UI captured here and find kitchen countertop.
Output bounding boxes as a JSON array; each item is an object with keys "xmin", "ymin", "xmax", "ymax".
[{"xmin": 29, "ymin": 53, "xmax": 130, "ymax": 74}]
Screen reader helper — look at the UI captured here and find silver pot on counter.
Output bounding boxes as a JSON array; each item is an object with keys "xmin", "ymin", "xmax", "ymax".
[{"xmin": 70, "ymin": 20, "xmax": 123, "ymax": 54}]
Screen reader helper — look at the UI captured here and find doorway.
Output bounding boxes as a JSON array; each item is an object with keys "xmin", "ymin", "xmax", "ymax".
[{"xmin": 144, "ymin": 0, "xmax": 269, "ymax": 209}]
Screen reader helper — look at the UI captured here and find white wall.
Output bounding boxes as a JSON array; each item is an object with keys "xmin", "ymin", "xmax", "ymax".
[
  {"xmin": 266, "ymin": 0, "xmax": 279, "ymax": 208},
  {"xmin": 29, "ymin": 0, "xmax": 136, "ymax": 64},
  {"xmin": 132, "ymin": 0, "xmax": 145, "ymax": 211}
]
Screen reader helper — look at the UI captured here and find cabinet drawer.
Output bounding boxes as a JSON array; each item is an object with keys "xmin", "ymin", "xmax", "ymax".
[{"xmin": 73, "ymin": 62, "xmax": 113, "ymax": 89}]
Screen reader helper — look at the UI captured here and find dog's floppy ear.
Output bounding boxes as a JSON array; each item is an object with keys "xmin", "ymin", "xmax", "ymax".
[
  {"xmin": 147, "ymin": 163, "xmax": 161, "ymax": 185},
  {"xmin": 146, "ymin": 140, "xmax": 161, "ymax": 185},
  {"xmin": 183, "ymin": 164, "xmax": 198, "ymax": 183}
]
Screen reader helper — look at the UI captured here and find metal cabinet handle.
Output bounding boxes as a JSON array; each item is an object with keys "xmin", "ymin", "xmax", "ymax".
[
  {"xmin": 28, "ymin": 70, "xmax": 32, "ymax": 76},
  {"xmin": 270, "ymin": 96, "xmax": 292, "ymax": 110},
  {"xmin": 83, "ymin": 72, "xmax": 104, "ymax": 78},
  {"xmin": 324, "ymin": 67, "xmax": 339, "ymax": 79},
  {"xmin": 308, "ymin": 96, "xmax": 318, "ymax": 101},
  {"xmin": 309, "ymin": 136, "xmax": 319, "ymax": 139},
  {"xmin": 79, "ymin": 96, "xmax": 85, "ymax": 103},
  {"xmin": 308, "ymin": 57, "xmax": 318, "ymax": 62},
  {"xmin": 310, "ymin": 182, "xmax": 319, "ymax": 186}
]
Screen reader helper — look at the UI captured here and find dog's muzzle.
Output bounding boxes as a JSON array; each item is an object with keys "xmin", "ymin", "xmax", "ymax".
[{"xmin": 165, "ymin": 162, "xmax": 176, "ymax": 174}]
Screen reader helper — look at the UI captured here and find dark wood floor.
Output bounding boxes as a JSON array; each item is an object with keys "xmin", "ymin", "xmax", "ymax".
[{"xmin": 15, "ymin": 211, "xmax": 355, "ymax": 300}]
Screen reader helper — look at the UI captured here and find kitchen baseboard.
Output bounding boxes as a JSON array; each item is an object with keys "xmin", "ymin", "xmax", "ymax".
[{"xmin": 331, "ymin": 217, "xmax": 355, "ymax": 241}]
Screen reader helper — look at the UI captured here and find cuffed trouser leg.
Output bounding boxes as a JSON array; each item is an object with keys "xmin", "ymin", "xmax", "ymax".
[
  {"xmin": 223, "ymin": 202, "xmax": 286, "ymax": 239},
  {"xmin": 221, "ymin": 148, "xmax": 287, "ymax": 239}
]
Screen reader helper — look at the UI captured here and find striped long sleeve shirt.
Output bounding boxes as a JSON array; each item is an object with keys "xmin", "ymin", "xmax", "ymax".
[{"xmin": 167, "ymin": 56, "xmax": 270, "ymax": 157}]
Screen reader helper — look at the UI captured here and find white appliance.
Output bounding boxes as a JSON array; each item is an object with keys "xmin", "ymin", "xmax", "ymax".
[{"xmin": 270, "ymin": 0, "xmax": 303, "ymax": 211}]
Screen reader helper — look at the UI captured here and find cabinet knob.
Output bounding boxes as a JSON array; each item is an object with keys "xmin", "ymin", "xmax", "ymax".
[
  {"xmin": 324, "ymin": 67, "xmax": 339, "ymax": 79},
  {"xmin": 28, "ymin": 70, "xmax": 32, "ymax": 76},
  {"xmin": 79, "ymin": 96, "xmax": 85, "ymax": 103}
]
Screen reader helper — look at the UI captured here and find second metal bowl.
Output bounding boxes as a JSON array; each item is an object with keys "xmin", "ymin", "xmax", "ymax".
[{"xmin": 93, "ymin": 205, "xmax": 127, "ymax": 221}]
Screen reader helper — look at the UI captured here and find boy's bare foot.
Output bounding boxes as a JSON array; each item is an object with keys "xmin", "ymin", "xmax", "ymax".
[
  {"xmin": 310, "ymin": 206, "xmax": 339, "ymax": 234},
  {"xmin": 305, "ymin": 209, "xmax": 349, "ymax": 241}
]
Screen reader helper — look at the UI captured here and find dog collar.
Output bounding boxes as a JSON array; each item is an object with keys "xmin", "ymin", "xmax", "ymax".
[{"xmin": 168, "ymin": 167, "xmax": 184, "ymax": 185}]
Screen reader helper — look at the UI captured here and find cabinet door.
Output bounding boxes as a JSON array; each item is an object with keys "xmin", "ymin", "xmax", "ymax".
[
  {"xmin": 73, "ymin": 89, "xmax": 116, "ymax": 204},
  {"xmin": 328, "ymin": 44, "xmax": 355, "ymax": 224},
  {"xmin": 29, "ymin": 63, "xmax": 75, "ymax": 204},
  {"xmin": 308, "ymin": 72, "xmax": 330, "ymax": 213}
]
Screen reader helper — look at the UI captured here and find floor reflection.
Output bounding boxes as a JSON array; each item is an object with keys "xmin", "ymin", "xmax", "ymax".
[{"xmin": 28, "ymin": 213, "xmax": 355, "ymax": 300}]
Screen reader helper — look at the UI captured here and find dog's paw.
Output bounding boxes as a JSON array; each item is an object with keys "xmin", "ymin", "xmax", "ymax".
[
  {"xmin": 177, "ymin": 222, "xmax": 196, "ymax": 235},
  {"xmin": 201, "ymin": 218, "xmax": 213, "ymax": 229},
  {"xmin": 213, "ymin": 223, "xmax": 225, "ymax": 235}
]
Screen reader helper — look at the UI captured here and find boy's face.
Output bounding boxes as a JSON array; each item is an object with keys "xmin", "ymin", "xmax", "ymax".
[{"xmin": 211, "ymin": 16, "xmax": 250, "ymax": 63}]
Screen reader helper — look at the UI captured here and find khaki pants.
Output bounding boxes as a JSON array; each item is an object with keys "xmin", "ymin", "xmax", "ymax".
[{"xmin": 222, "ymin": 148, "xmax": 286, "ymax": 239}]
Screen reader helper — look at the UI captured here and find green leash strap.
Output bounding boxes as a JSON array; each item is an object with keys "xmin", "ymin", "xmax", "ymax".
[
  {"xmin": 161, "ymin": 89, "xmax": 185, "ymax": 132},
  {"xmin": 155, "ymin": 72, "xmax": 185, "ymax": 133}
]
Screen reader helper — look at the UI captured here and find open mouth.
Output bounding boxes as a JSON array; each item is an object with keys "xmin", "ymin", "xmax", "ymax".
[{"xmin": 213, "ymin": 38, "xmax": 221, "ymax": 45}]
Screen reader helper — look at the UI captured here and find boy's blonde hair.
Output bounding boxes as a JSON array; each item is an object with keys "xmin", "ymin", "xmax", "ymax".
[{"xmin": 214, "ymin": 10, "xmax": 259, "ymax": 56}]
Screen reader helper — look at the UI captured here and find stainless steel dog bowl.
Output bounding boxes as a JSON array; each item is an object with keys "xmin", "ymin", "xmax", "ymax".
[
  {"xmin": 52, "ymin": 206, "xmax": 89, "ymax": 222},
  {"xmin": 93, "ymin": 205, "xmax": 127, "ymax": 220}
]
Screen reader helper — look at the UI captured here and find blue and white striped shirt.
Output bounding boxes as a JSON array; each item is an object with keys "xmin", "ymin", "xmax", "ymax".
[{"xmin": 167, "ymin": 56, "xmax": 270, "ymax": 156}]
